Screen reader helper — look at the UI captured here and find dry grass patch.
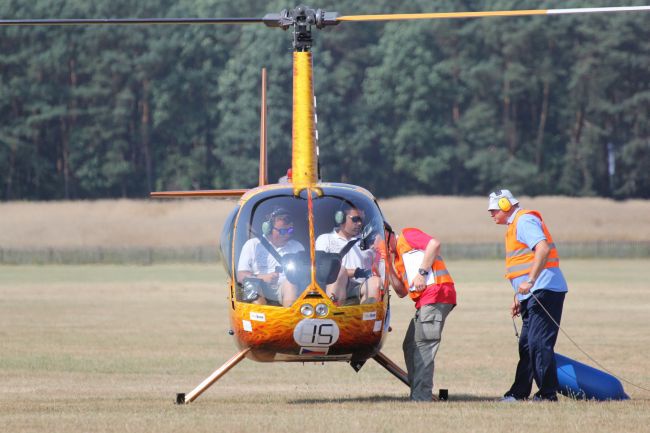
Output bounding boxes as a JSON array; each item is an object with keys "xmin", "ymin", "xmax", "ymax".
[
  {"xmin": 379, "ymin": 195, "xmax": 650, "ymax": 243},
  {"xmin": 2, "ymin": 196, "xmax": 650, "ymax": 249},
  {"xmin": 1, "ymin": 260, "xmax": 649, "ymax": 433}
]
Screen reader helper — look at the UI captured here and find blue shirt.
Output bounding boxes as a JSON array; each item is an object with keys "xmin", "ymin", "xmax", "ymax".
[{"xmin": 508, "ymin": 210, "xmax": 568, "ymax": 301}]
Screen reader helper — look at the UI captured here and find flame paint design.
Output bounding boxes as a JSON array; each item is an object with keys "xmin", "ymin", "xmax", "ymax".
[{"xmin": 230, "ymin": 290, "xmax": 388, "ymax": 361}]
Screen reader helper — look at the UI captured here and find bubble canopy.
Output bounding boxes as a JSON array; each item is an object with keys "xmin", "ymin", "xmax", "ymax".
[{"xmin": 221, "ymin": 186, "xmax": 387, "ymax": 307}]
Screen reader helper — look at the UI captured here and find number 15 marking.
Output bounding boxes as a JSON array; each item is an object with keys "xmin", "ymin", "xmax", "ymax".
[{"xmin": 293, "ymin": 319, "xmax": 340, "ymax": 347}]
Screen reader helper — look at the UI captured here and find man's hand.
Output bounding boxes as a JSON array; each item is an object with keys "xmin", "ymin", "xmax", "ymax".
[
  {"xmin": 354, "ymin": 268, "xmax": 372, "ymax": 279},
  {"xmin": 260, "ymin": 272, "xmax": 279, "ymax": 285},
  {"xmin": 517, "ymin": 280, "xmax": 534, "ymax": 295},
  {"xmin": 412, "ymin": 274, "xmax": 426, "ymax": 292},
  {"xmin": 511, "ymin": 297, "xmax": 521, "ymax": 318}
]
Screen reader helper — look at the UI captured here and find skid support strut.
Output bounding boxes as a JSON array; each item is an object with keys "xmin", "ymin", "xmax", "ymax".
[
  {"xmin": 372, "ymin": 351, "xmax": 410, "ymax": 387},
  {"xmin": 177, "ymin": 348, "xmax": 251, "ymax": 404}
]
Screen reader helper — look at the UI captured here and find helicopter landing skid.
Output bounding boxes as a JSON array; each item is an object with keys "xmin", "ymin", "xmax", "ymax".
[
  {"xmin": 372, "ymin": 351, "xmax": 410, "ymax": 387},
  {"xmin": 176, "ymin": 348, "xmax": 251, "ymax": 404}
]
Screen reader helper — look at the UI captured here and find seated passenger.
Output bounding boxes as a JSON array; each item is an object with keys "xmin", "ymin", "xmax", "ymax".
[
  {"xmin": 237, "ymin": 208, "xmax": 304, "ymax": 307},
  {"xmin": 315, "ymin": 204, "xmax": 381, "ymax": 304}
]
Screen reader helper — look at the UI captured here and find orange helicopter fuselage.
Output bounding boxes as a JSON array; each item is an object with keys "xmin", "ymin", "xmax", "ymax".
[{"xmin": 224, "ymin": 182, "xmax": 392, "ymax": 363}]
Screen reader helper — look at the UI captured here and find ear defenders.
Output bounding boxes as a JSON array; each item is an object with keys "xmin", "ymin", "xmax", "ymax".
[
  {"xmin": 334, "ymin": 201, "xmax": 351, "ymax": 225},
  {"xmin": 490, "ymin": 190, "xmax": 513, "ymax": 212},
  {"xmin": 262, "ymin": 208, "xmax": 289, "ymax": 236},
  {"xmin": 498, "ymin": 196, "xmax": 512, "ymax": 212},
  {"xmin": 262, "ymin": 218, "xmax": 273, "ymax": 236}
]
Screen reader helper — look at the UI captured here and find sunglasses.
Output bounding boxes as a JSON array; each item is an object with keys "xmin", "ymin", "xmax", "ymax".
[
  {"xmin": 273, "ymin": 226, "xmax": 294, "ymax": 235},
  {"xmin": 348, "ymin": 215, "xmax": 363, "ymax": 223}
]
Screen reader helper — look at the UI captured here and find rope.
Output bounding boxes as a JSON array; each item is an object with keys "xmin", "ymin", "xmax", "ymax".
[{"xmin": 511, "ymin": 290, "xmax": 650, "ymax": 394}]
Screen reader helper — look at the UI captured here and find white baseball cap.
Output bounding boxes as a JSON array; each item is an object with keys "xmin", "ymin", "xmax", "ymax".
[{"xmin": 488, "ymin": 189, "xmax": 519, "ymax": 211}]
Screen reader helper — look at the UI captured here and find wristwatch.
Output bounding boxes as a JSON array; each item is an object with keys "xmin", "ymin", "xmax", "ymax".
[
  {"xmin": 418, "ymin": 268, "xmax": 429, "ymax": 276},
  {"xmin": 526, "ymin": 277, "xmax": 535, "ymax": 285}
]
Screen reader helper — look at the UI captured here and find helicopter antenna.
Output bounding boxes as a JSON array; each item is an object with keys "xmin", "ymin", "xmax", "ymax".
[{"xmin": 259, "ymin": 68, "xmax": 268, "ymax": 187}]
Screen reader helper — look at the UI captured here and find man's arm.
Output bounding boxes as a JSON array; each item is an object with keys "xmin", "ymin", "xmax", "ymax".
[
  {"xmin": 385, "ymin": 238, "xmax": 408, "ymax": 298},
  {"xmin": 236, "ymin": 240, "xmax": 254, "ymax": 283},
  {"xmin": 236, "ymin": 240, "xmax": 279, "ymax": 285},
  {"xmin": 236, "ymin": 270, "xmax": 253, "ymax": 282},
  {"xmin": 412, "ymin": 237, "xmax": 441, "ymax": 292},
  {"xmin": 386, "ymin": 257, "xmax": 408, "ymax": 298},
  {"xmin": 517, "ymin": 239, "xmax": 550, "ymax": 295}
]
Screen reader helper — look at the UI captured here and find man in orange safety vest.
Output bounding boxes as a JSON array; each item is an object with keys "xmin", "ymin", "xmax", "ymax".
[
  {"xmin": 386, "ymin": 224, "xmax": 456, "ymax": 401},
  {"xmin": 488, "ymin": 189, "xmax": 568, "ymax": 402}
]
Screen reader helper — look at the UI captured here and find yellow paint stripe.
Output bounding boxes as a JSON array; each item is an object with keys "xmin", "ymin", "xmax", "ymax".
[
  {"xmin": 307, "ymin": 188, "xmax": 317, "ymax": 285},
  {"xmin": 338, "ymin": 10, "xmax": 549, "ymax": 22}
]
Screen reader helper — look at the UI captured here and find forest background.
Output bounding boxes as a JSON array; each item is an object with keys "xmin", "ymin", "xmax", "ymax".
[{"xmin": 1, "ymin": 0, "xmax": 649, "ymax": 201}]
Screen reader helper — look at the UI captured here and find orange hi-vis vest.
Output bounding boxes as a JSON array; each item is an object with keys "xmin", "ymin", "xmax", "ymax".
[
  {"xmin": 393, "ymin": 228, "xmax": 454, "ymax": 301},
  {"xmin": 505, "ymin": 209, "xmax": 560, "ymax": 280}
]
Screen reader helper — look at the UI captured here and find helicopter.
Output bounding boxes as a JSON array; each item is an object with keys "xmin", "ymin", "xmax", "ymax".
[{"xmin": 4, "ymin": 4, "xmax": 649, "ymax": 404}]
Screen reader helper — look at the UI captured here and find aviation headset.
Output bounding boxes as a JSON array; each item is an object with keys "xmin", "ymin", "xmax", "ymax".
[
  {"xmin": 334, "ymin": 202, "xmax": 352, "ymax": 225},
  {"xmin": 334, "ymin": 209, "xmax": 345, "ymax": 225},
  {"xmin": 262, "ymin": 208, "xmax": 291, "ymax": 236}
]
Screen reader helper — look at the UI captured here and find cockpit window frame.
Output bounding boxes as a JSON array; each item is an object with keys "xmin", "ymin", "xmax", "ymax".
[{"xmin": 230, "ymin": 186, "xmax": 387, "ymax": 307}]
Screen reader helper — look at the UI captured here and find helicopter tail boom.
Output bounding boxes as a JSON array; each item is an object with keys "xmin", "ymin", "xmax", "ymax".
[{"xmin": 151, "ymin": 68, "xmax": 270, "ymax": 198}]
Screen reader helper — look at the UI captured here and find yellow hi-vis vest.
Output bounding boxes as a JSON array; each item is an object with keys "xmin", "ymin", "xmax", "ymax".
[
  {"xmin": 393, "ymin": 228, "xmax": 454, "ymax": 301},
  {"xmin": 505, "ymin": 209, "xmax": 559, "ymax": 280}
]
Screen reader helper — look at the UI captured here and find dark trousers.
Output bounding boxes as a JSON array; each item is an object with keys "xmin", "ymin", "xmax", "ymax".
[{"xmin": 506, "ymin": 289, "xmax": 565, "ymax": 400}]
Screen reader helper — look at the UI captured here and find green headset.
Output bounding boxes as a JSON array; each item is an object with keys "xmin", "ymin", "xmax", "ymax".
[
  {"xmin": 334, "ymin": 202, "xmax": 353, "ymax": 225},
  {"xmin": 334, "ymin": 209, "xmax": 345, "ymax": 225},
  {"xmin": 262, "ymin": 208, "xmax": 290, "ymax": 236}
]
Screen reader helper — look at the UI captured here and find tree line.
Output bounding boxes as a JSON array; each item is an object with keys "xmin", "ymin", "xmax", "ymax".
[{"xmin": 1, "ymin": 0, "xmax": 649, "ymax": 200}]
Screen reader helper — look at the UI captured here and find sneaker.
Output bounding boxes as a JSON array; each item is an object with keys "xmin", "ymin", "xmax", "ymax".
[{"xmin": 498, "ymin": 396, "xmax": 520, "ymax": 402}]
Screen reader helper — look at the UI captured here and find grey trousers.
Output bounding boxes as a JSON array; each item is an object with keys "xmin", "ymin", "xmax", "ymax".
[{"xmin": 402, "ymin": 303, "xmax": 454, "ymax": 401}]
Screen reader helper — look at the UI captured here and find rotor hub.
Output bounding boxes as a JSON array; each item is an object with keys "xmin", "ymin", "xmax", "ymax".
[{"xmin": 263, "ymin": 5, "xmax": 339, "ymax": 51}]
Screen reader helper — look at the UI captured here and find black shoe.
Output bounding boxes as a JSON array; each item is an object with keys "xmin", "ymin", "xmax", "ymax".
[{"xmin": 532, "ymin": 395, "xmax": 558, "ymax": 402}]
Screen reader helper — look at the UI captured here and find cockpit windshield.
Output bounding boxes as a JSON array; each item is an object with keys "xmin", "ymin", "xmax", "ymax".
[{"xmin": 231, "ymin": 187, "xmax": 386, "ymax": 307}]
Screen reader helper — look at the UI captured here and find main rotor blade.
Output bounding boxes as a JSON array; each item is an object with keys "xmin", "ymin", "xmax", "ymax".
[
  {"xmin": 0, "ymin": 17, "xmax": 262, "ymax": 26},
  {"xmin": 337, "ymin": 6, "xmax": 650, "ymax": 22}
]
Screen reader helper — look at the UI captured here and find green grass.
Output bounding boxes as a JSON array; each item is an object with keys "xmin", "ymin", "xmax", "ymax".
[{"xmin": 1, "ymin": 260, "xmax": 649, "ymax": 433}]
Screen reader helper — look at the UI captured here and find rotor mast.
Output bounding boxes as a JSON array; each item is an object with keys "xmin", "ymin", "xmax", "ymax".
[{"xmin": 264, "ymin": 6, "xmax": 339, "ymax": 194}]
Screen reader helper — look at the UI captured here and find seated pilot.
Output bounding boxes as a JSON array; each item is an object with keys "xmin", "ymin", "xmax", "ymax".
[
  {"xmin": 236, "ymin": 208, "xmax": 304, "ymax": 307},
  {"xmin": 315, "ymin": 204, "xmax": 381, "ymax": 305}
]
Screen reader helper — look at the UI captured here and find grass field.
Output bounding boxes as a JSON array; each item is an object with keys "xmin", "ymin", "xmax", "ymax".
[{"xmin": 1, "ymin": 260, "xmax": 649, "ymax": 433}]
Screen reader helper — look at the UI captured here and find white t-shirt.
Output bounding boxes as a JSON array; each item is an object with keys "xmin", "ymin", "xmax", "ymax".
[
  {"xmin": 315, "ymin": 229, "xmax": 374, "ymax": 284},
  {"xmin": 237, "ymin": 237, "xmax": 304, "ymax": 302},
  {"xmin": 237, "ymin": 237, "xmax": 304, "ymax": 277}
]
